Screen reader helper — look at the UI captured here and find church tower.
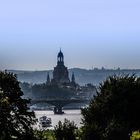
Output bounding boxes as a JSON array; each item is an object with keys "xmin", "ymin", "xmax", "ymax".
[{"xmin": 51, "ymin": 50, "xmax": 70, "ymax": 85}]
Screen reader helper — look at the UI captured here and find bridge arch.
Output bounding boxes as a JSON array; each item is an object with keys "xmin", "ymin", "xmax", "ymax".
[{"xmin": 31, "ymin": 99, "xmax": 89, "ymax": 114}]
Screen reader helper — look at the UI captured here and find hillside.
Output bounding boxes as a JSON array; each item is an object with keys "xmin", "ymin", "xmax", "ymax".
[{"xmin": 8, "ymin": 68, "xmax": 140, "ymax": 85}]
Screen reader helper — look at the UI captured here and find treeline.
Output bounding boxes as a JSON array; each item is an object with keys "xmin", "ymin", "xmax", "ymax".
[{"xmin": 20, "ymin": 82, "xmax": 77, "ymax": 99}]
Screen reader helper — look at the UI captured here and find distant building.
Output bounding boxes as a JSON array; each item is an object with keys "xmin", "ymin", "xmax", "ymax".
[
  {"xmin": 46, "ymin": 49, "xmax": 96, "ymax": 99},
  {"xmin": 47, "ymin": 50, "xmax": 76, "ymax": 86}
]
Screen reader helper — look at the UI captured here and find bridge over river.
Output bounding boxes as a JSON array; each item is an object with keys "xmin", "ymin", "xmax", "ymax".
[{"xmin": 31, "ymin": 98, "xmax": 89, "ymax": 114}]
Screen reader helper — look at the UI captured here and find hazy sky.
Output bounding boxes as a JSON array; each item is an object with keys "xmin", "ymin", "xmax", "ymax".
[{"xmin": 0, "ymin": 0, "xmax": 140, "ymax": 70}]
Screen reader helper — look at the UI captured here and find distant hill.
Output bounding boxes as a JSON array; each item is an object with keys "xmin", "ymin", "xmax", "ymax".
[{"xmin": 8, "ymin": 68, "xmax": 140, "ymax": 85}]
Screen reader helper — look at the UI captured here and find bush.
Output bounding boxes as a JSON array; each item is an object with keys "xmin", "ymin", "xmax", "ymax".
[
  {"xmin": 130, "ymin": 131, "xmax": 140, "ymax": 140},
  {"xmin": 33, "ymin": 129, "xmax": 55, "ymax": 140},
  {"xmin": 54, "ymin": 119, "xmax": 78, "ymax": 140}
]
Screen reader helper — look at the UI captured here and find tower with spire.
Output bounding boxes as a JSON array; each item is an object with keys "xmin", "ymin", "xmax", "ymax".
[
  {"xmin": 51, "ymin": 49, "xmax": 70, "ymax": 85},
  {"xmin": 71, "ymin": 72, "xmax": 75, "ymax": 83},
  {"xmin": 46, "ymin": 72, "xmax": 50, "ymax": 84}
]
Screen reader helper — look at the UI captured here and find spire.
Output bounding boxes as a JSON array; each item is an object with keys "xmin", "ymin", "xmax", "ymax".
[
  {"xmin": 71, "ymin": 72, "xmax": 75, "ymax": 83},
  {"xmin": 57, "ymin": 49, "xmax": 64, "ymax": 65},
  {"xmin": 46, "ymin": 73, "xmax": 50, "ymax": 84}
]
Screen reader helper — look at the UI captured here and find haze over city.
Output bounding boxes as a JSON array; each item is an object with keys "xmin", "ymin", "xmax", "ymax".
[{"xmin": 0, "ymin": 0, "xmax": 140, "ymax": 70}]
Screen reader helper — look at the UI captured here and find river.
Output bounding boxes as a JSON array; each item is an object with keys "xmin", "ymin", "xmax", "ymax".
[{"xmin": 34, "ymin": 109, "xmax": 83, "ymax": 129}]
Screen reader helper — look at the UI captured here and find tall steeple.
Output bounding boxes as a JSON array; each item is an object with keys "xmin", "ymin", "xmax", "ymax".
[
  {"xmin": 57, "ymin": 49, "xmax": 64, "ymax": 65},
  {"xmin": 71, "ymin": 72, "xmax": 75, "ymax": 83},
  {"xmin": 46, "ymin": 73, "xmax": 50, "ymax": 84}
]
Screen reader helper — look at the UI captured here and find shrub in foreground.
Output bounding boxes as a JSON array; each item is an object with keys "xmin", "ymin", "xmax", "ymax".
[{"xmin": 54, "ymin": 119, "xmax": 78, "ymax": 140}]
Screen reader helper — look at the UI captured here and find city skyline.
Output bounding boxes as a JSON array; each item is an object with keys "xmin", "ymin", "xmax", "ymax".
[{"xmin": 0, "ymin": 0, "xmax": 140, "ymax": 70}]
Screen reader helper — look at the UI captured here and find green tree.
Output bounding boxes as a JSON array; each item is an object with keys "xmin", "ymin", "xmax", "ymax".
[
  {"xmin": 81, "ymin": 75, "xmax": 140, "ymax": 140},
  {"xmin": 0, "ymin": 71, "xmax": 36, "ymax": 140},
  {"xmin": 54, "ymin": 119, "xmax": 78, "ymax": 140}
]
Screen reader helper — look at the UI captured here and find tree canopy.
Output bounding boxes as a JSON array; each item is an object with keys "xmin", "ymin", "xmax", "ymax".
[
  {"xmin": 54, "ymin": 118, "xmax": 78, "ymax": 140},
  {"xmin": 81, "ymin": 75, "xmax": 140, "ymax": 140},
  {"xmin": 0, "ymin": 71, "xmax": 36, "ymax": 140}
]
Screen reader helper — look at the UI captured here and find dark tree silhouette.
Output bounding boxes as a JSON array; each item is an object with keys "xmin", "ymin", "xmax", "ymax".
[
  {"xmin": 0, "ymin": 71, "xmax": 36, "ymax": 140},
  {"xmin": 81, "ymin": 75, "xmax": 140, "ymax": 140},
  {"xmin": 54, "ymin": 119, "xmax": 77, "ymax": 140}
]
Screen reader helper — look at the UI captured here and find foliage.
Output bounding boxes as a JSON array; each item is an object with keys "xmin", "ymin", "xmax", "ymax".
[
  {"xmin": 33, "ymin": 129, "xmax": 55, "ymax": 140},
  {"xmin": 81, "ymin": 75, "xmax": 140, "ymax": 140},
  {"xmin": 0, "ymin": 71, "xmax": 36, "ymax": 140},
  {"xmin": 20, "ymin": 82, "xmax": 32, "ymax": 97},
  {"xmin": 54, "ymin": 119, "xmax": 78, "ymax": 140},
  {"xmin": 33, "ymin": 125, "xmax": 82, "ymax": 140},
  {"xmin": 130, "ymin": 131, "xmax": 140, "ymax": 140}
]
